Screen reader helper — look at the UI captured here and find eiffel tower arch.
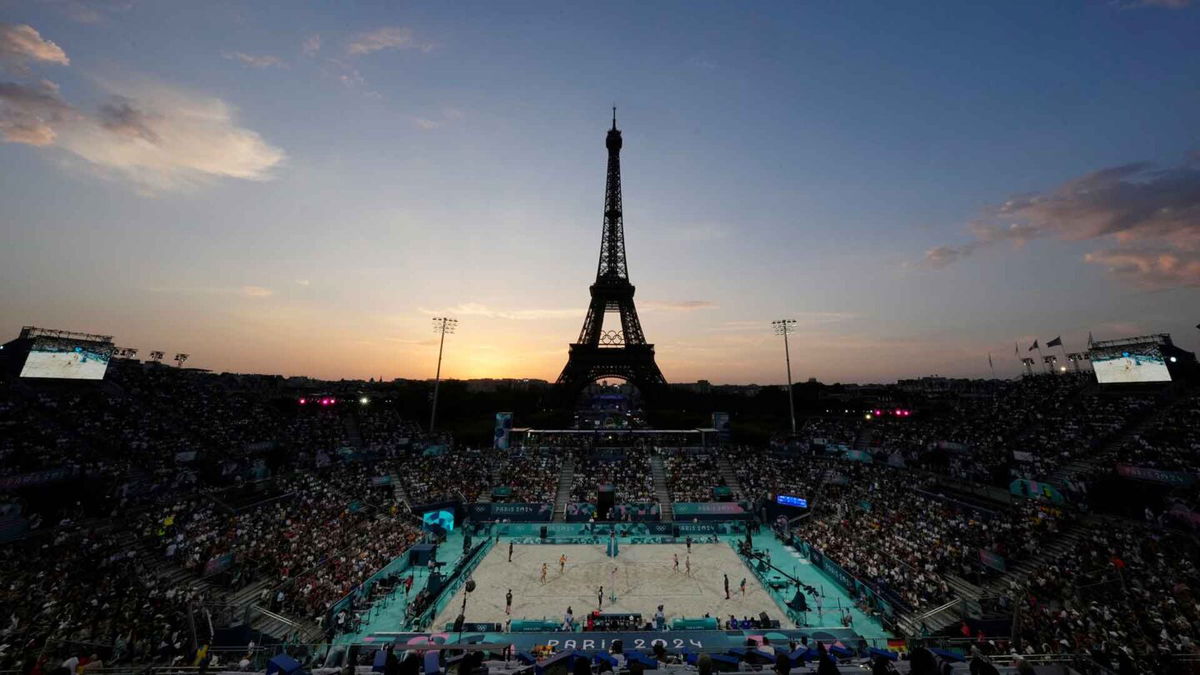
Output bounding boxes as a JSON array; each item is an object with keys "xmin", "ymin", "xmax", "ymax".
[{"xmin": 556, "ymin": 111, "xmax": 668, "ymax": 410}]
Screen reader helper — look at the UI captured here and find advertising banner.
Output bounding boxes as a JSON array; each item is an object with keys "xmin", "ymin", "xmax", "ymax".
[
  {"xmin": 672, "ymin": 502, "xmax": 749, "ymax": 520},
  {"xmin": 1009, "ymin": 479, "xmax": 1065, "ymax": 504},
  {"xmin": 712, "ymin": 412, "xmax": 731, "ymax": 441},
  {"xmin": 978, "ymin": 549, "xmax": 1006, "ymax": 572},
  {"xmin": 565, "ymin": 502, "xmax": 596, "ymax": 522},
  {"xmin": 0, "ymin": 467, "xmax": 80, "ymax": 490},
  {"xmin": 610, "ymin": 502, "xmax": 660, "ymax": 522},
  {"xmin": 494, "ymin": 412, "xmax": 514, "ymax": 450},
  {"xmin": 203, "ymin": 554, "xmax": 234, "ymax": 576},
  {"xmin": 644, "ymin": 521, "xmax": 740, "ymax": 536},
  {"xmin": 1116, "ymin": 465, "xmax": 1195, "ymax": 487},
  {"xmin": 375, "ymin": 628, "xmax": 866, "ymax": 654},
  {"xmin": 466, "ymin": 503, "xmax": 553, "ymax": 522}
]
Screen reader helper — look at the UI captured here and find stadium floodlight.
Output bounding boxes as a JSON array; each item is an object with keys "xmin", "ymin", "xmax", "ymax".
[
  {"xmin": 174, "ymin": 353, "xmax": 189, "ymax": 368},
  {"xmin": 149, "ymin": 351, "xmax": 164, "ymax": 362},
  {"xmin": 772, "ymin": 319, "xmax": 798, "ymax": 435},
  {"xmin": 429, "ymin": 317, "xmax": 458, "ymax": 433}
]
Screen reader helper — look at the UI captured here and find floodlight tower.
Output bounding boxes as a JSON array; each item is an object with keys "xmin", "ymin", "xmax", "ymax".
[
  {"xmin": 429, "ymin": 317, "xmax": 458, "ymax": 433},
  {"xmin": 772, "ymin": 319, "xmax": 798, "ymax": 435}
]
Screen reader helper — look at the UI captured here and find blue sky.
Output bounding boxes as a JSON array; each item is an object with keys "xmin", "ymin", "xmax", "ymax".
[{"xmin": 2, "ymin": 0, "xmax": 1198, "ymax": 383}]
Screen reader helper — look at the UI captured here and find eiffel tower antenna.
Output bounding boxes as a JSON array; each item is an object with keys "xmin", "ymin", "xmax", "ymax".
[{"xmin": 556, "ymin": 112, "xmax": 667, "ymax": 411}]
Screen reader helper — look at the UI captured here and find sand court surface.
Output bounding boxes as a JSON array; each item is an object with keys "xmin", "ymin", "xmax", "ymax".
[{"xmin": 433, "ymin": 542, "xmax": 791, "ymax": 629}]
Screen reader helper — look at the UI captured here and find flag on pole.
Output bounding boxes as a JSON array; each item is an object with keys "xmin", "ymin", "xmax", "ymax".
[
  {"xmin": 1047, "ymin": 336, "xmax": 1062, "ymax": 348},
  {"xmin": 1028, "ymin": 340, "xmax": 1039, "ymax": 351},
  {"xmin": 1014, "ymin": 342, "xmax": 1019, "ymax": 357},
  {"xmin": 988, "ymin": 353, "xmax": 994, "ymax": 369}
]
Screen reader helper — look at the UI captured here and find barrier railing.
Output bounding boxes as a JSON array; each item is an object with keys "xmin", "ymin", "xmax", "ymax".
[
  {"xmin": 251, "ymin": 604, "xmax": 301, "ymax": 628},
  {"xmin": 411, "ymin": 538, "xmax": 495, "ymax": 631}
]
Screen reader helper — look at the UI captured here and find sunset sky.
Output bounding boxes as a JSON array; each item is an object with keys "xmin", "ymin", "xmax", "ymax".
[{"xmin": 2, "ymin": 1, "xmax": 1199, "ymax": 384}]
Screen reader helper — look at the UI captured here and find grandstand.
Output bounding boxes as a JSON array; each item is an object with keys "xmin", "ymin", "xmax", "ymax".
[{"xmin": 2, "ymin": 330, "xmax": 1199, "ymax": 675}]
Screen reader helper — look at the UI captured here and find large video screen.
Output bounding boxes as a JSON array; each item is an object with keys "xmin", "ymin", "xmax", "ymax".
[
  {"xmin": 421, "ymin": 509, "xmax": 455, "ymax": 534},
  {"xmin": 20, "ymin": 340, "xmax": 112, "ymax": 380},
  {"xmin": 1091, "ymin": 344, "xmax": 1171, "ymax": 384}
]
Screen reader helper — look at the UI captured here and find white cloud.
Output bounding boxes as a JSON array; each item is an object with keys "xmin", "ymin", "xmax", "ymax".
[
  {"xmin": 39, "ymin": 0, "xmax": 135, "ymax": 24},
  {"xmin": 147, "ymin": 285, "xmax": 274, "ymax": 298},
  {"xmin": 223, "ymin": 51, "xmax": 284, "ymax": 69},
  {"xmin": 413, "ymin": 108, "xmax": 466, "ymax": 131},
  {"xmin": 1, "ymin": 79, "xmax": 286, "ymax": 191},
  {"xmin": 347, "ymin": 27, "xmax": 434, "ymax": 56},
  {"xmin": 661, "ymin": 223, "xmax": 729, "ymax": 242},
  {"xmin": 418, "ymin": 303, "xmax": 580, "ymax": 320},
  {"xmin": 302, "ymin": 34, "xmax": 321, "ymax": 56},
  {"xmin": 0, "ymin": 23, "xmax": 70, "ymax": 74},
  {"xmin": 711, "ymin": 313, "xmax": 858, "ymax": 331},
  {"xmin": 239, "ymin": 285, "xmax": 273, "ymax": 297},
  {"xmin": 641, "ymin": 300, "xmax": 718, "ymax": 312}
]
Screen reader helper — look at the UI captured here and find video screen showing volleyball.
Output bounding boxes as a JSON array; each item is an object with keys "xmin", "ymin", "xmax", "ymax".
[
  {"xmin": 421, "ymin": 509, "xmax": 455, "ymax": 534},
  {"xmin": 1091, "ymin": 343, "xmax": 1171, "ymax": 384},
  {"xmin": 19, "ymin": 338, "xmax": 113, "ymax": 380}
]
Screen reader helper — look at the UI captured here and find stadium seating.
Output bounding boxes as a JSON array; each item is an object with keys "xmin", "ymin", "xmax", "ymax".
[{"xmin": 1, "ymin": 361, "xmax": 1197, "ymax": 673}]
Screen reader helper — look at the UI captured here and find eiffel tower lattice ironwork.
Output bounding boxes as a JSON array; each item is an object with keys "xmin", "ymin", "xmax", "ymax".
[{"xmin": 556, "ymin": 110, "xmax": 668, "ymax": 405}]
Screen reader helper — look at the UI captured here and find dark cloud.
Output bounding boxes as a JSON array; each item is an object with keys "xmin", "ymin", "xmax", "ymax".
[
  {"xmin": 922, "ymin": 155, "xmax": 1200, "ymax": 288},
  {"xmin": 1134, "ymin": 0, "xmax": 1191, "ymax": 7},
  {"xmin": 920, "ymin": 243, "xmax": 977, "ymax": 269},
  {"xmin": 1084, "ymin": 248, "xmax": 1200, "ymax": 289},
  {"xmin": 0, "ymin": 79, "xmax": 74, "ymax": 145},
  {"xmin": 97, "ymin": 96, "xmax": 160, "ymax": 142}
]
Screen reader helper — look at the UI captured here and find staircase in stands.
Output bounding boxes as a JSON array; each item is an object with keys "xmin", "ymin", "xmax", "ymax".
[
  {"xmin": 1047, "ymin": 387, "xmax": 1186, "ymax": 489},
  {"xmin": 981, "ymin": 518, "xmax": 1093, "ymax": 596},
  {"xmin": 389, "ymin": 468, "xmax": 411, "ymax": 511},
  {"xmin": 552, "ymin": 457, "xmax": 575, "ymax": 522},
  {"xmin": 118, "ymin": 529, "xmax": 218, "ymax": 601},
  {"xmin": 649, "ymin": 454, "xmax": 673, "ymax": 521},
  {"xmin": 343, "ymin": 414, "xmax": 363, "ymax": 449},
  {"xmin": 715, "ymin": 453, "xmax": 745, "ymax": 500}
]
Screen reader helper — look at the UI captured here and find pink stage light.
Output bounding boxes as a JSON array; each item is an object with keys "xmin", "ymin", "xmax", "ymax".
[{"xmin": 299, "ymin": 398, "xmax": 307, "ymax": 405}]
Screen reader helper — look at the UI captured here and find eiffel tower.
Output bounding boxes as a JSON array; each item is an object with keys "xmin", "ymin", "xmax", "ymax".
[{"xmin": 556, "ymin": 110, "xmax": 667, "ymax": 407}]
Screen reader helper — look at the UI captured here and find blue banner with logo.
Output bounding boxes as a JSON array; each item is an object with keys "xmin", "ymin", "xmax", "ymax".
[
  {"xmin": 372, "ymin": 628, "xmax": 868, "ymax": 654},
  {"xmin": 467, "ymin": 502, "xmax": 553, "ymax": 522},
  {"xmin": 672, "ymin": 502, "xmax": 750, "ymax": 520},
  {"xmin": 1009, "ymin": 478, "xmax": 1065, "ymax": 504}
]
